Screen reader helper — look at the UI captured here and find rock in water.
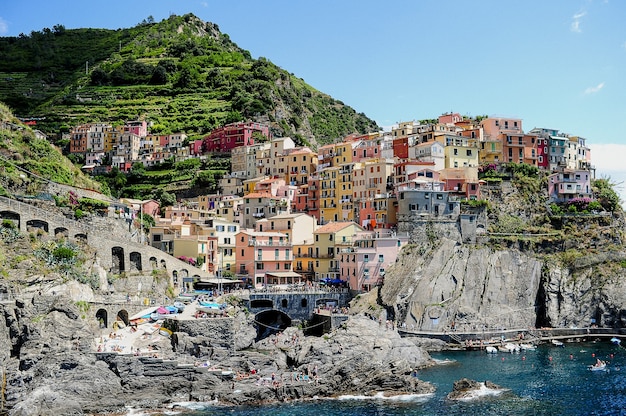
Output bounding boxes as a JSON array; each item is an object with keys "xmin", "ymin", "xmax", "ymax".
[{"xmin": 447, "ymin": 378, "xmax": 506, "ymax": 400}]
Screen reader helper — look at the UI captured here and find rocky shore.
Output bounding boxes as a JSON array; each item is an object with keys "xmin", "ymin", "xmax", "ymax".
[{"xmin": 0, "ymin": 292, "xmax": 435, "ymax": 415}]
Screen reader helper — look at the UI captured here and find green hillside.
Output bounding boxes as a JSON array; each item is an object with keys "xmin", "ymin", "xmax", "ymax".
[
  {"xmin": 0, "ymin": 102, "xmax": 103, "ymax": 196},
  {"xmin": 0, "ymin": 13, "xmax": 379, "ymax": 146}
]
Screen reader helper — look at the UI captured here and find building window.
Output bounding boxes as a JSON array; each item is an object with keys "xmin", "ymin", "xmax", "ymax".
[{"xmin": 378, "ymin": 254, "xmax": 384, "ymax": 262}]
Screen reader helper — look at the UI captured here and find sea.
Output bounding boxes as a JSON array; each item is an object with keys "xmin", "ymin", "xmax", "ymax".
[{"xmin": 131, "ymin": 340, "xmax": 626, "ymax": 416}]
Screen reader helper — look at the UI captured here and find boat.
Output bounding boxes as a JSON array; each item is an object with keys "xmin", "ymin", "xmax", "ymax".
[
  {"xmin": 498, "ymin": 343, "xmax": 520, "ymax": 353},
  {"xmin": 589, "ymin": 361, "xmax": 608, "ymax": 372},
  {"xmin": 551, "ymin": 340, "xmax": 564, "ymax": 347},
  {"xmin": 159, "ymin": 327, "xmax": 173, "ymax": 338},
  {"xmin": 611, "ymin": 337, "xmax": 621, "ymax": 346},
  {"xmin": 520, "ymin": 343, "xmax": 537, "ymax": 351},
  {"xmin": 173, "ymin": 301, "xmax": 186, "ymax": 312},
  {"xmin": 485, "ymin": 346, "xmax": 498, "ymax": 354},
  {"xmin": 197, "ymin": 305, "xmax": 224, "ymax": 316}
]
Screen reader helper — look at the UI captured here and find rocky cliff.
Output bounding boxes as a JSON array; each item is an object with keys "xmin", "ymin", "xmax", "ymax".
[{"xmin": 381, "ymin": 176, "xmax": 626, "ymax": 333}]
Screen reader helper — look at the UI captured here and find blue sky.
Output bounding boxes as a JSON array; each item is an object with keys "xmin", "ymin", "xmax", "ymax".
[{"xmin": 2, "ymin": 0, "xmax": 626, "ymax": 198}]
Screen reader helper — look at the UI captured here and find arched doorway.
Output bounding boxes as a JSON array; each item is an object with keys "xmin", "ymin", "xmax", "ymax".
[
  {"xmin": 26, "ymin": 219, "xmax": 48, "ymax": 233},
  {"xmin": 54, "ymin": 227, "xmax": 69, "ymax": 238},
  {"xmin": 130, "ymin": 252, "xmax": 142, "ymax": 271},
  {"xmin": 95, "ymin": 308, "xmax": 108, "ymax": 328},
  {"xmin": 116, "ymin": 309, "xmax": 129, "ymax": 326},
  {"xmin": 254, "ymin": 309, "xmax": 292, "ymax": 341},
  {"xmin": 0, "ymin": 210, "xmax": 20, "ymax": 229},
  {"xmin": 111, "ymin": 246, "xmax": 125, "ymax": 273}
]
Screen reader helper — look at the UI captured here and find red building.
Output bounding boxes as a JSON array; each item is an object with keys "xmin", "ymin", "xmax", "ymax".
[
  {"xmin": 392, "ymin": 137, "xmax": 410, "ymax": 160},
  {"xmin": 202, "ymin": 122, "xmax": 270, "ymax": 153}
]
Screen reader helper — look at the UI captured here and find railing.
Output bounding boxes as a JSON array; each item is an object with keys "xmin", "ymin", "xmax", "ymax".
[{"xmin": 248, "ymin": 240, "xmax": 291, "ymax": 246}]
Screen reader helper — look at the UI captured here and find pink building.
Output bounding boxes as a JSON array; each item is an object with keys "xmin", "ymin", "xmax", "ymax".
[
  {"xmin": 235, "ymin": 229, "xmax": 295, "ymax": 288},
  {"xmin": 340, "ymin": 230, "xmax": 409, "ymax": 292},
  {"xmin": 124, "ymin": 120, "xmax": 147, "ymax": 138}
]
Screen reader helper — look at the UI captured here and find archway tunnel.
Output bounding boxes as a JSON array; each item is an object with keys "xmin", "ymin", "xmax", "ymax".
[{"xmin": 254, "ymin": 309, "xmax": 292, "ymax": 342}]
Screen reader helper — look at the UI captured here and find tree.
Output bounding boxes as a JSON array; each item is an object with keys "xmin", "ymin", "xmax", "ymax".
[
  {"xmin": 593, "ymin": 178, "xmax": 621, "ymax": 212},
  {"xmin": 153, "ymin": 189, "xmax": 176, "ymax": 209},
  {"xmin": 90, "ymin": 67, "xmax": 108, "ymax": 86},
  {"xmin": 150, "ymin": 65, "xmax": 167, "ymax": 85}
]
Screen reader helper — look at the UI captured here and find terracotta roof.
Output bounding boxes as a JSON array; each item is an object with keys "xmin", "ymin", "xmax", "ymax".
[
  {"xmin": 315, "ymin": 221, "xmax": 359, "ymax": 234},
  {"xmin": 244, "ymin": 192, "xmax": 277, "ymax": 199}
]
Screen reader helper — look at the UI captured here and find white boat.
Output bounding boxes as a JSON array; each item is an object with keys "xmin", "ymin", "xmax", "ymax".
[
  {"xmin": 589, "ymin": 362, "xmax": 607, "ymax": 372},
  {"xmin": 485, "ymin": 346, "xmax": 498, "ymax": 354},
  {"xmin": 611, "ymin": 337, "xmax": 621, "ymax": 346},
  {"xmin": 520, "ymin": 343, "xmax": 537, "ymax": 351},
  {"xmin": 551, "ymin": 340, "xmax": 564, "ymax": 347},
  {"xmin": 501, "ymin": 343, "xmax": 520, "ymax": 353}
]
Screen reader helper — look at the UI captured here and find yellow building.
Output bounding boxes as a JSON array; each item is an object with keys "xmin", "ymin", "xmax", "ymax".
[
  {"xmin": 319, "ymin": 166, "xmax": 340, "ymax": 224},
  {"xmin": 437, "ymin": 134, "xmax": 480, "ymax": 169},
  {"xmin": 313, "ymin": 221, "xmax": 365, "ymax": 281}
]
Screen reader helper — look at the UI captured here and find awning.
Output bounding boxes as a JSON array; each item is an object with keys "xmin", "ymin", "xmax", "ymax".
[
  {"xmin": 197, "ymin": 278, "xmax": 244, "ymax": 285},
  {"xmin": 265, "ymin": 271, "xmax": 303, "ymax": 278}
]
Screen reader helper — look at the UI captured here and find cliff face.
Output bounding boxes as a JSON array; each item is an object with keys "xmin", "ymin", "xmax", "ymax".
[{"xmin": 381, "ymin": 231, "xmax": 626, "ymax": 333}]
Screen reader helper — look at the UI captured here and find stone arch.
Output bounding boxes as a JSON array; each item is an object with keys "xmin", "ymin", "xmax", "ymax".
[
  {"xmin": 160, "ymin": 259, "xmax": 167, "ymax": 269},
  {"xmin": 26, "ymin": 219, "xmax": 48, "ymax": 233},
  {"xmin": 250, "ymin": 299, "xmax": 273, "ymax": 308},
  {"xmin": 116, "ymin": 309, "xmax": 129, "ymax": 326},
  {"xmin": 301, "ymin": 298, "xmax": 308, "ymax": 308},
  {"xmin": 180, "ymin": 269, "xmax": 189, "ymax": 278},
  {"xmin": 129, "ymin": 251, "xmax": 142, "ymax": 271},
  {"xmin": 75, "ymin": 233, "xmax": 88, "ymax": 242},
  {"xmin": 54, "ymin": 227, "xmax": 69, "ymax": 238},
  {"xmin": 172, "ymin": 270, "xmax": 179, "ymax": 286},
  {"xmin": 476, "ymin": 223, "xmax": 486, "ymax": 234},
  {"xmin": 111, "ymin": 246, "xmax": 125, "ymax": 273},
  {"xmin": 254, "ymin": 309, "xmax": 292, "ymax": 341},
  {"xmin": 281, "ymin": 298, "xmax": 288, "ymax": 308},
  {"xmin": 149, "ymin": 257, "xmax": 158, "ymax": 268},
  {"xmin": 0, "ymin": 210, "xmax": 20, "ymax": 229},
  {"xmin": 95, "ymin": 308, "xmax": 108, "ymax": 328}
]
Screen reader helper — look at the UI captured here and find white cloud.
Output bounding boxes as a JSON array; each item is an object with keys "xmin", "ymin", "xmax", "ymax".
[
  {"xmin": 0, "ymin": 17, "xmax": 8, "ymax": 35},
  {"xmin": 571, "ymin": 10, "xmax": 586, "ymax": 33},
  {"xmin": 584, "ymin": 82, "xmax": 605, "ymax": 94}
]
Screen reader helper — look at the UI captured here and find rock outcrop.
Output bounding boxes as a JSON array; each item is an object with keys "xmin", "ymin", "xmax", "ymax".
[
  {"xmin": 447, "ymin": 378, "xmax": 508, "ymax": 401},
  {"xmin": 0, "ymin": 294, "xmax": 434, "ymax": 415}
]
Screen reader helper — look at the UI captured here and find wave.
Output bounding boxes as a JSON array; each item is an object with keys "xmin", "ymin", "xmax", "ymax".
[
  {"xmin": 433, "ymin": 358, "xmax": 457, "ymax": 365},
  {"xmin": 337, "ymin": 391, "xmax": 434, "ymax": 402},
  {"xmin": 455, "ymin": 383, "xmax": 508, "ymax": 401}
]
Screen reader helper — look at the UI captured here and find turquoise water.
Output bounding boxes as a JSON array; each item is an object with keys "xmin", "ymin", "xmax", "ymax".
[{"xmin": 164, "ymin": 340, "xmax": 626, "ymax": 415}]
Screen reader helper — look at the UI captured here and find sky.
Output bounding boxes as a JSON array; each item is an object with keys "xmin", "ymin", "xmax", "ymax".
[{"xmin": 1, "ymin": 0, "xmax": 626, "ymax": 200}]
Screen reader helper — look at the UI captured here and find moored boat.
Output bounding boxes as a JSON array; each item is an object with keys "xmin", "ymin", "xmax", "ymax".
[
  {"xmin": 485, "ymin": 346, "xmax": 498, "ymax": 354},
  {"xmin": 551, "ymin": 340, "xmax": 564, "ymax": 347},
  {"xmin": 520, "ymin": 343, "xmax": 537, "ymax": 351}
]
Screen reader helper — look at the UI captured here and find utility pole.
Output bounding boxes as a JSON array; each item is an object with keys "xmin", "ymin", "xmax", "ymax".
[{"xmin": 85, "ymin": 61, "xmax": 88, "ymax": 75}]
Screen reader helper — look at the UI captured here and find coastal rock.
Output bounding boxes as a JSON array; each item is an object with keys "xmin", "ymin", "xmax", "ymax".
[
  {"xmin": 382, "ymin": 238, "xmax": 542, "ymax": 332},
  {"xmin": 447, "ymin": 378, "xmax": 506, "ymax": 400}
]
